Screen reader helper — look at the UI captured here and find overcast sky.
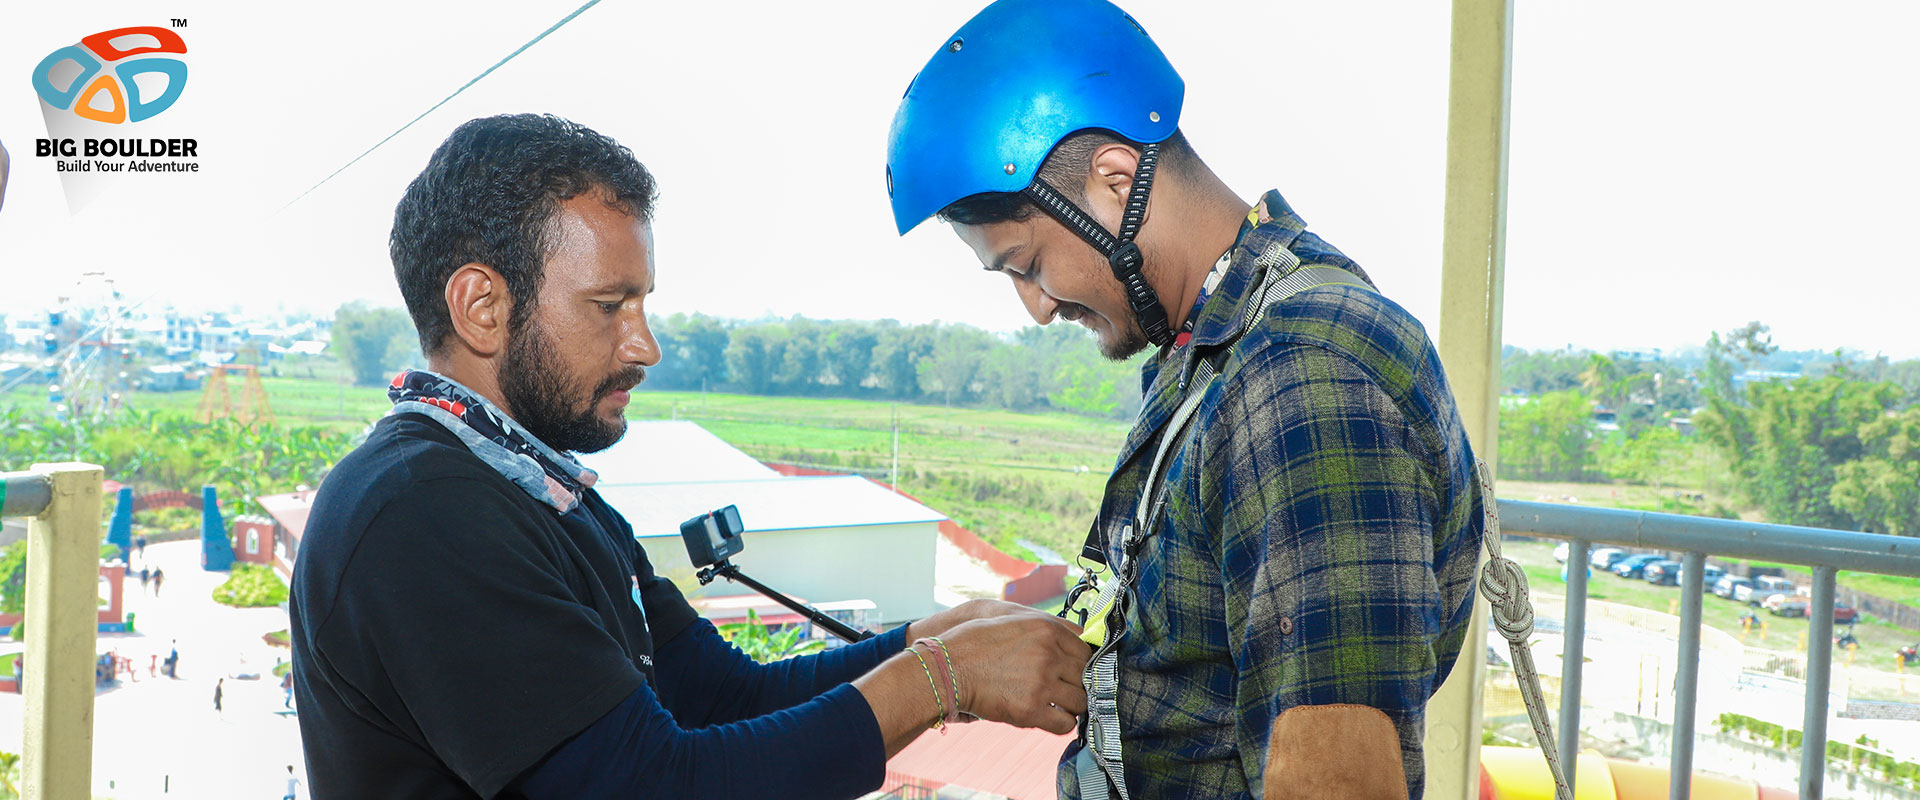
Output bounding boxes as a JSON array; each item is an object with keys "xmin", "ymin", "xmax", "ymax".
[{"xmin": 3, "ymin": 0, "xmax": 1916, "ymax": 358}]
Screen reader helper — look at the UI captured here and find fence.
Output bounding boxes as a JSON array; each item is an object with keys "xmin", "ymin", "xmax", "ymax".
[{"xmin": 1499, "ymin": 499, "xmax": 1920, "ymax": 799}]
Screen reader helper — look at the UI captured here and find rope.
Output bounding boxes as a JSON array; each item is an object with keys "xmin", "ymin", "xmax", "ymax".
[
  {"xmin": 1476, "ymin": 459, "xmax": 1573, "ymax": 800},
  {"xmin": 277, "ymin": 0, "xmax": 605, "ymax": 213}
]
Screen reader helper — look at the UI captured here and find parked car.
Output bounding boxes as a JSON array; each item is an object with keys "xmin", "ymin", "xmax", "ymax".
[
  {"xmin": 1773, "ymin": 598, "xmax": 1859, "ymax": 623},
  {"xmin": 1589, "ymin": 547, "xmax": 1628, "ymax": 570},
  {"xmin": 1678, "ymin": 565, "xmax": 1726, "ymax": 591},
  {"xmin": 1643, "ymin": 560, "xmax": 1682, "ymax": 586},
  {"xmin": 1747, "ymin": 575, "xmax": 1797, "ymax": 607},
  {"xmin": 1714, "ymin": 575, "xmax": 1753, "ymax": 599},
  {"xmin": 1612, "ymin": 554, "xmax": 1664, "ymax": 579}
]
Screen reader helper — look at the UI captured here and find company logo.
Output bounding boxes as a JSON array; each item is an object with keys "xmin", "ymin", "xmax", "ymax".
[{"xmin": 32, "ymin": 26, "xmax": 189, "ymax": 125}]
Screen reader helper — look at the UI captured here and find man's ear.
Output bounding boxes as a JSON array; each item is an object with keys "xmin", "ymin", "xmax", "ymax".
[
  {"xmin": 1083, "ymin": 142, "xmax": 1144, "ymax": 232},
  {"xmin": 444, "ymin": 263, "xmax": 511, "ymax": 357}
]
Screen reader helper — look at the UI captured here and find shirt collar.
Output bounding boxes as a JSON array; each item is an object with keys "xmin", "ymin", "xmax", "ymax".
[{"xmin": 1181, "ymin": 189, "xmax": 1372, "ymax": 349}]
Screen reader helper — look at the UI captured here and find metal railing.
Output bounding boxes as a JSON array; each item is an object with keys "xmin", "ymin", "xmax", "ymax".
[
  {"xmin": 3, "ymin": 464, "xmax": 104, "ymax": 800},
  {"xmin": 1498, "ymin": 498, "xmax": 1920, "ymax": 799}
]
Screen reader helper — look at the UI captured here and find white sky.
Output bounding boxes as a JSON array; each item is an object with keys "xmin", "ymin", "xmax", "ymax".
[{"xmin": 2, "ymin": 0, "xmax": 1916, "ymax": 358}]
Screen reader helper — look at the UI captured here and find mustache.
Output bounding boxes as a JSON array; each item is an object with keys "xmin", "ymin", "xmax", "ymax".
[{"xmin": 596, "ymin": 367, "xmax": 646, "ymax": 397}]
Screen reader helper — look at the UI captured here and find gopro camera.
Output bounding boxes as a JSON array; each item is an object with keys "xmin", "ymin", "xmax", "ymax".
[{"xmin": 680, "ymin": 505, "xmax": 745, "ymax": 569}]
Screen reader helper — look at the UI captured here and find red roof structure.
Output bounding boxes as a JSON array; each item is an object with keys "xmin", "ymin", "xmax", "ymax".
[{"xmin": 883, "ymin": 722, "xmax": 1072, "ymax": 800}]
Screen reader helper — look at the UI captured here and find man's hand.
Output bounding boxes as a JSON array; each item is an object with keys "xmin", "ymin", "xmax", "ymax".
[
  {"xmin": 904, "ymin": 598, "xmax": 1056, "ymax": 642},
  {"xmin": 943, "ymin": 613, "xmax": 1089, "ymax": 733},
  {"xmin": 854, "ymin": 611, "xmax": 1089, "ymax": 756}
]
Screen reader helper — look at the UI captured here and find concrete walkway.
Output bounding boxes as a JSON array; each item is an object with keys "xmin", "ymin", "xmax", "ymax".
[{"xmin": 0, "ymin": 540, "xmax": 306, "ymax": 799}]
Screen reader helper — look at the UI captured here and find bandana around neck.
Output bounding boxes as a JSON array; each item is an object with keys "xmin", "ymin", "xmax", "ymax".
[{"xmin": 386, "ymin": 369, "xmax": 599, "ymax": 514}]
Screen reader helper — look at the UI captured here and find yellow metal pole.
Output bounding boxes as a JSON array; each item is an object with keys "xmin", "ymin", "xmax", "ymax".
[
  {"xmin": 1427, "ymin": 0, "xmax": 1513, "ymax": 795},
  {"xmin": 21, "ymin": 462, "xmax": 102, "ymax": 800}
]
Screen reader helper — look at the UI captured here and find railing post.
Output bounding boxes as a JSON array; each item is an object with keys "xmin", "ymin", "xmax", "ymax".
[
  {"xmin": 19, "ymin": 462, "xmax": 102, "ymax": 800},
  {"xmin": 1428, "ymin": 0, "xmax": 1513, "ymax": 794},
  {"xmin": 1558, "ymin": 539, "xmax": 1589, "ymax": 794},
  {"xmin": 1802, "ymin": 566, "xmax": 1837, "ymax": 799},
  {"xmin": 1670, "ymin": 551, "xmax": 1707, "ymax": 800}
]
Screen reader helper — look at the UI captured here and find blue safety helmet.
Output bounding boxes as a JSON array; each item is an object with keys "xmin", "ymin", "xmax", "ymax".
[{"xmin": 885, "ymin": 0, "xmax": 1184, "ymax": 236}]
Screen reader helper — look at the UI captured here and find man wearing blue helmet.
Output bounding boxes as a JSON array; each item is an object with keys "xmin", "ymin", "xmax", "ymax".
[{"xmin": 888, "ymin": 1, "xmax": 1485, "ymax": 798}]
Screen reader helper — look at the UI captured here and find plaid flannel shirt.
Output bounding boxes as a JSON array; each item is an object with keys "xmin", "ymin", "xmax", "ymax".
[{"xmin": 1059, "ymin": 190, "xmax": 1484, "ymax": 799}]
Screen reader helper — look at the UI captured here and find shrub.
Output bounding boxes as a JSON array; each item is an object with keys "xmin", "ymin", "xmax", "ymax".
[{"xmin": 212, "ymin": 564, "xmax": 288, "ymax": 608}]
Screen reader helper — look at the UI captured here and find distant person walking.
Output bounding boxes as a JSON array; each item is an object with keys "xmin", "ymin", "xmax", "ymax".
[
  {"xmin": 139, "ymin": 567, "xmax": 150, "ymax": 593},
  {"xmin": 165, "ymin": 640, "xmax": 179, "ymax": 679},
  {"xmin": 151, "ymin": 567, "xmax": 165, "ymax": 597},
  {"xmin": 134, "ymin": 534, "xmax": 147, "ymax": 559},
  {"xmin": 282, "ymin": 670, "xmax": 295, "ymax": 709},
  {"xmin": 213, "ymin": 678, "xmax": 224, "ymax": 714},
  {"xmin": 284, "ymin": 765, "xmax": 301, "ymax": 800}
]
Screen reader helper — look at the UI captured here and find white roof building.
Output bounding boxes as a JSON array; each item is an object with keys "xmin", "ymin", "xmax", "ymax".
[
  {"xmin": 578, "ymin": 420, "xmax": 779, "ymax": 484},
  {"xmin": 584, "ymin": 420, "xmax": 945, "ymax": 624}
]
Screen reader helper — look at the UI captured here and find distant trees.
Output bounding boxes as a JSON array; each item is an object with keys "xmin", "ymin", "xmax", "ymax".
[
  {"xmin": 1499, "ymin": 391, "xmax": 1595, "ymax": 480},
  {"xmin": 1699, "ymin": 369, "xmax": 1917, "ymax": 535},
  {"xmin": 332, "ymin": 303, "xmax": 420, "ymax": 386},
  {"xmin": 646, "ymin": 314, "xmax": 1145, "ymax": 419}
]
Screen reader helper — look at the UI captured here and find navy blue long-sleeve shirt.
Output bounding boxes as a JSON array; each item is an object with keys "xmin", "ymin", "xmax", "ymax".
[{"xmin": 514, "ymin": 621, "xmax": 908, "ymax": 799}]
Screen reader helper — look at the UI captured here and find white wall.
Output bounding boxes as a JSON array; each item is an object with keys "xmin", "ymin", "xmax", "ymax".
[{"xmin": 636, "ymin": 520, "xmax": 939, "ymax": 626}]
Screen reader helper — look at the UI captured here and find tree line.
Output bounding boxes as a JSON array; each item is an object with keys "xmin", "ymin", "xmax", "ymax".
[
  {"xmin": 1499, "ymin": 322, "xmax": 1920, "ymax": 536},
  {"xmin": 332, "ymin": 305, "xmax": 1149, "ymax": 421}
]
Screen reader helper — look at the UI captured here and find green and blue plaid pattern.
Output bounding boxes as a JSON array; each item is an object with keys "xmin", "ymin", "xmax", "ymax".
[{"xmin": 1059, "ymin": 190, "xmax": 1484, "ymax": 800}]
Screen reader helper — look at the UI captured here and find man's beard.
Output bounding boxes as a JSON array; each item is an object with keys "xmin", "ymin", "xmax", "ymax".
[
  {"xmin": 1097, "ymin": 313, "xmax": 1151, "ymax": 362},
  {"xmin": 499, "ymin": 316, "xmax": 643, "ymax": 454}
]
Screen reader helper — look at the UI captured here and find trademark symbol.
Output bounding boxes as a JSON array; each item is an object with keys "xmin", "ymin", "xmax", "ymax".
[{"xmin": 171, "ymin": 18, "xmax": 188, "ymax": 27}]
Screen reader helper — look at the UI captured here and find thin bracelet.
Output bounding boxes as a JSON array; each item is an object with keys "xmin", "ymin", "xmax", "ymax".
[
  {"xmin": 917, "ymin": 639, "xmax": 956, "ymax": 727},
  {"xmin": 906, "ymin": 644, "xmax": 946, "ymax": 730},
  {"xmin": 916, "ymin": 641, "xmax": 955, "ymax": 732},
  {"xmin": 925, "ymin": 637, "xmax": 963, "ymax": 725}
]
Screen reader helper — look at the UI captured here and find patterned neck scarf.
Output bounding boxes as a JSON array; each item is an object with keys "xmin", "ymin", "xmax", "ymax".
[{"xmin": 386, "ymin": 369, "xmax": 599, "ymax": 514}]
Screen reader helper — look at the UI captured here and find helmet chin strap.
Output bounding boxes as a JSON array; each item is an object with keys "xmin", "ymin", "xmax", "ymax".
[{"xmin": 1022, "ymin": 143, "xmax": 1173, "ymax": 347}]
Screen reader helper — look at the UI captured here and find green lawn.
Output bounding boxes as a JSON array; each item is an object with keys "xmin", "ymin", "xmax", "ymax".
[{"xmin": 122, "ymin": 374, "xmax": 388, "ymax": 431}]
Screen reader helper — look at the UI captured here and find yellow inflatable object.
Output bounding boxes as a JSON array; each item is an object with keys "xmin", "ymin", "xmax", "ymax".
[{"xmin": 1478, "ymin": 744, "xmax": 1786, "ymax": 799}]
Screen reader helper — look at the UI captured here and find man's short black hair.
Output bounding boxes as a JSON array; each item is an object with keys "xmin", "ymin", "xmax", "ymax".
[
  {"xmin": 391, "ymin": 114, "xmax": 658, "ymax": 355},
  {"xmin": 938, "ymin": 129, "xmax": 1192, "ymax": 227}
]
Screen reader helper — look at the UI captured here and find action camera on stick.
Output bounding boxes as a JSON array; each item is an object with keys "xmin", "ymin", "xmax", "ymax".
[
  {"xmin": 678, "ymin": 505, "xmax": 870, "ymax": 643},
  {"xmin": 680, "ymin": 504, "xmax": 745, "ymax": 569}
]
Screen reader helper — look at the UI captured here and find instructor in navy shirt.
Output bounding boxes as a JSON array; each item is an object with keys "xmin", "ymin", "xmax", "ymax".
[{"xmin": 290, "ymin": 114, "xmax": 1090, "ymax": 800}]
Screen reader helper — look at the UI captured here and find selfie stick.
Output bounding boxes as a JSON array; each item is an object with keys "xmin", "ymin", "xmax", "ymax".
[
  {"xmin": 696, "ymin": 562, "xmax": 871, "ymax": 643},
  {"xmin": 683, "ymin": 505, "xmax": 872, "ymax": 643}
]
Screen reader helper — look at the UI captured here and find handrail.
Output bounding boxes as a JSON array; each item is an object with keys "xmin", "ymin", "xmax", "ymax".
[
  {"xmin": 0, "ymin": 472, "xmax": 53, "ymax": 519},
  {"xmin": 1496, "ymin": 497, "xmax": 1918, "ymax": 799},
  {"xmin": 1497, "ymin": 500, "xmax": 1920, "ymax": 578}
]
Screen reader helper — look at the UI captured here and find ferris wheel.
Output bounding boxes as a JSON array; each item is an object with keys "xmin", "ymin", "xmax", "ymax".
[{"xmin": 44, "ymin": 272, "xmax": 134, "ymax": 422}]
